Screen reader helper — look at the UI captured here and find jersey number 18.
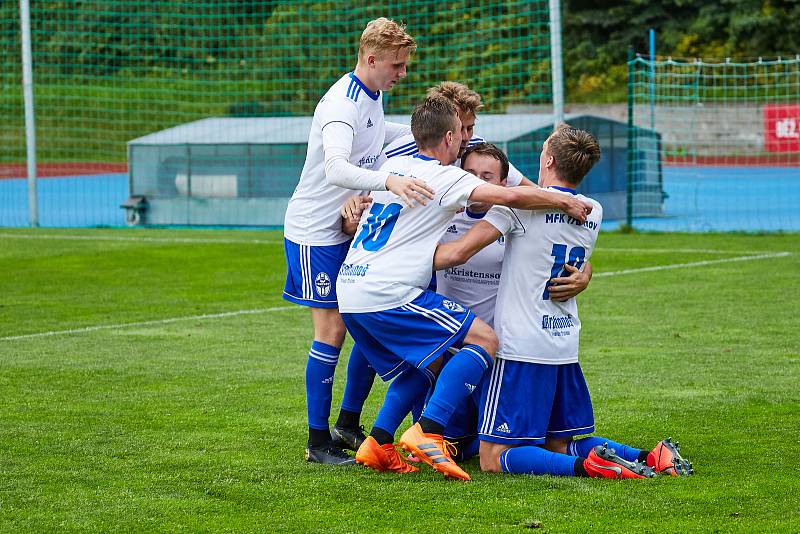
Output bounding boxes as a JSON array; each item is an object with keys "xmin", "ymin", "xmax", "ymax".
[{"xmin": 543, "ymin": 243, "xmax": 586, "ymax": 300}]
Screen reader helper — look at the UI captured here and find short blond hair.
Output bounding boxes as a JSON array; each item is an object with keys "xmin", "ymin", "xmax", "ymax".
[
  {"xmin": 546, "ymin": 124, "xmax": 601, "ymax": 185},
  {"xmin": 358, "ymin": 18, "xmax": 416, "ymax": 61},
  {"xmin": 426, "ymin": 81, "xmax": 483, "ymax": 115}
]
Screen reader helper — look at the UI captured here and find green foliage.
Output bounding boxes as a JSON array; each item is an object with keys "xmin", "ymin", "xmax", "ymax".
[{"xmin": 563, "ymin": 0, "xmax": 800, "ymax": 102}]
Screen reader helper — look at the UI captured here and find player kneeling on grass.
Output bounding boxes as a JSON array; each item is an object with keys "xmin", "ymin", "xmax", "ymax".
[
  {"xmin": 433, "ymin": 125, "xmax": 694, "ymax": 479},
  {"xmin": 336, "ymin": 97, "xmax": 594, "ymax": 481}
]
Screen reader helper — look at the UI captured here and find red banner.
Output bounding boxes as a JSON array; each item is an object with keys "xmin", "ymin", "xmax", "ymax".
[{"xmin": 764, "ymin": 104, "xmax": 800, "ymax": 152}]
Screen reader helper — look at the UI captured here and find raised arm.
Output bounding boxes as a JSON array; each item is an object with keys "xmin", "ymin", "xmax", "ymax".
[
  {"xmin": 433, "ymin": 220, "xmax": 502, "ymax": 270},
  {"xmin": 469, "ymin": 183, "xmax": 592, "ymax": 223},
  {"xmin": 319, "ymin": 102, "xmax": 434, "ymax": 207}
]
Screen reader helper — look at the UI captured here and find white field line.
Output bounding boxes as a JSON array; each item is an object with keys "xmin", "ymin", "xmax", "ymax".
[
  {"xmin": 599, "ymin": 247, "xmax": 768, "ymax": 255},
  {"xmin": 0, "ymin": 306, "xmax": 299, "ymax": 342},
  {"xmin": 0, "ymin": 233, "xmax": 282, "ymax": 245},
  {"xmin": 594, "ymin": 251, "xmax": 791, "ymax": 278},
  {"xmin": 0, "ymin": 233, "xmax": 785, "ymax": 257},
  {"xmin": 0, "ymin": 252, "xmax": 792, "ymax": 342}
]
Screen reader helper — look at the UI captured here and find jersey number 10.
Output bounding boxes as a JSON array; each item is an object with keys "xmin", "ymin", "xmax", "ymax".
[
  {"xmin": 351, "ymin": 202, "xmax": 402, "ymax": 252},
  {"xmin": 543, "ymin": 243, "xmax": 586, "ymax": 300}
]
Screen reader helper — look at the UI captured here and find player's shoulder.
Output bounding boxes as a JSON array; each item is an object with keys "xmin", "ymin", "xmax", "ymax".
[
  {"xmin": 378, "ymin": 154, "xmax": 415, "ymax": 174},
  {"xmin": 577, "ymin": 193, "xmax": 603, "ymax": 217},
  {"xmin": 321, "ymin": 73, "xmax": 381, "ymax": 108},
  {"xmin": 383, "ymin": 133, "xmax": 418, "ymax": 159}
]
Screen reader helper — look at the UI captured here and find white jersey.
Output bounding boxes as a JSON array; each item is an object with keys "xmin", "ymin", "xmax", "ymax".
[
  {"xmin": 484, "ymin": 187, "xmax": 603, "ymax": 365},
  {"xmin": 378, "ymin": 133, "xmax": 524, "ymax": 186},
  {"xmin": 337, "ymin": 155, "xmax": 485, "ymax": 313},
  {"xmin": 284, "ymin": 72, "xmax": 386, "ymax": 245},
  {"xmin": 436, "ymin": 210, "xmax": 506, "ymax": 327}
]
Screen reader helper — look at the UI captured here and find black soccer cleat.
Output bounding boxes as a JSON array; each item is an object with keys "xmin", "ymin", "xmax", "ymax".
[
  {"xmin": 305, "ymin": 442, "xmax": 357, "ymax": 465},
  {"xmin": 330, "ymin": 425, "xmax": 367, "ymax": 451}
]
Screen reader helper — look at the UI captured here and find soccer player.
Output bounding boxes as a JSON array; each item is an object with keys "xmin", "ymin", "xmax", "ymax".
[
  {"xmin": 433, "ymin": 125, "xmax": 694, "ymax": 479},
  {"xmin": 336, "ymin": 96, "xmax": 594, "ymax": 480},
  {"xmin": 433, "ymin": 142, "xmax": 593, "ymax": 461},
  {"xmin": 334, "ymin": 83, "xmax": 542, "ymax": 440},
  {"xmin": 282, "ymin": 18, "xmax": 434, "ymax": 465}
]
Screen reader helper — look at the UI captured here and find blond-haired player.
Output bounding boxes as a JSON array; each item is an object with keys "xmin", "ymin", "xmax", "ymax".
[
  {"xmin": 375, "ymin": 81, "xmax": 535, "ymax": 187},
  {"xmin": 282, "ymin": 18, "xmax": 434, "ymax": 465}
]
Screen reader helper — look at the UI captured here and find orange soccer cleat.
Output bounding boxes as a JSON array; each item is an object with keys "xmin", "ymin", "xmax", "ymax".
[
  {"xmin": 398, "ymin": 423, "xmax": 470, "ymax": 481},
  {"xmin": 584, "ymin": 444, "xmax": 656, "ymax": 479},
  {"xmin": 355, "ymin": 436, "xmax": 419, "ymax": 473},
  {"xmin": 647, "ymin": 437, "xmax": 694, "ymax": 476}
]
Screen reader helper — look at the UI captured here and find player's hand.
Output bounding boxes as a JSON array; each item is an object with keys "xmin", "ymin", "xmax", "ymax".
[
  {"xmin": 563, "ymin": 197, "xmax": 593, "ymax": 224},
  {"xmin": 548, "ymin": 263, "xmax": 590, "ymax": 301},
  {"xmin": 341, "ymin": 195, "xmax": 372, "ymax": 223},
  {"xmin": 386, "ymin": 173, "xmax": 435, "ymax": 208}
]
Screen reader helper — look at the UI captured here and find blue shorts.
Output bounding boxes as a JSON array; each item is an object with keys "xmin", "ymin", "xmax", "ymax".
[
  {"xmin": 341, "ymin": 290, "xmax": 475, "ymax": 382},
  {"xmin": 282, "ymin": 238, "xmax": 350, "ymax": 308},
  {"xmin": 478, "ymin": 359, "xmax": 594, "ymax": 445}
]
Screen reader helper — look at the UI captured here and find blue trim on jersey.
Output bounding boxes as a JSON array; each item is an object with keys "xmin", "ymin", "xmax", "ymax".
[
  {"xmin": 348, "ymin": 72, "xmax": 380, "ymax": 101},
  {"xmin": 413, "ymin": 154, "xmax": 439, "ymax": 162},
  {"xmin": 465, "ymin": 208, "xmax": 487, "ymax": 219},
  {"xmin": 467, "ymin": 135, "xmax": 486, "ymax": 146},
  {"xmin": 388, "ymin": 146, "xmax": 419, "ymax": 158},
  {"xmin": 386, "ymin": 140, "xmax": 419, "ymax": 158},
  {"xmin": 346, "ymin": 78, "xmax": 357, "ymax": 101},
  {"xmin": 551, "ymin": 186, "xmax": 577, "ymax": 195}
]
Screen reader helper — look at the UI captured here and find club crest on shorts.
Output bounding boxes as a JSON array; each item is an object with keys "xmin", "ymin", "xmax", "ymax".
[
  {"xmin": 315, "ymin": 272, "xmax": 332, "ymax": 297},
  {"xmin": 442, "ymin": 299, "xmax": 464, "ymax": 312}
]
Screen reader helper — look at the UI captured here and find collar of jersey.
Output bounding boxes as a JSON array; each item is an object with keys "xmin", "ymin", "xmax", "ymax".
[
  {"xmin": 348, "ymin": 72, "xmax": 380, "ymax": 101},
  {"xmin": 550, "ymin": 185, "xmax": 577, "ymax": 195},
  {"xmin": 465, "ymin": 207, "xmax": 487, "ymax": 219},
  {"xmin": 413, "ymin": 153, "xmax": 440, "ymax": 163}
]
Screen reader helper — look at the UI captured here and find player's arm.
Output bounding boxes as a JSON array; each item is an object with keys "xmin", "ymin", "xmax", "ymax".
[
  {"xmin": 320, "ymin": 103, "xmax": 433, "ymax": 207},
  {"xmin": 469, "ymin": 183, "xmax": 592, "ymax": 223},
  {"xmin": 433, "ymin": 220, "xmax": 502, "ymax": 270},
  {"xmin": 547, "ymin": 261, "xmax": 593, "ymax": 301},
  {"xmin": 340, "ymin": 194, "xmax": 373, "ymax": 236}
]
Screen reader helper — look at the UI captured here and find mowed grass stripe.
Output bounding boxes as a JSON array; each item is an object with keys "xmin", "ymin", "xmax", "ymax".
[
  {"xmin": 0, "ymin": 306, "xmax": 300, "ymax": 342},
  {"xmin": 594, "ymin": 251, "xmax": 791, "ymax": 277},
  {"xmin": 1, "ymin": 251, "xmax": 791, "ymax": 342}
]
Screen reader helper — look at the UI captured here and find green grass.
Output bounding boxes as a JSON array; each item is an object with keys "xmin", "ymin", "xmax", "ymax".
[{"xmin": 1, "ymin": 228, "xmax": 799, "ymax": 532}]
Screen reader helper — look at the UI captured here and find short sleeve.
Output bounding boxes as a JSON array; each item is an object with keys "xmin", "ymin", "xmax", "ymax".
[
  {"xmin": 438, "ymin": 170, "xmax": 485, "ymax": 210},
  {"xmin": 484, "ymin": 205, "xmax": 525, "ymax": 237},
  {"xmin": 506, "ymin": 161, "xmax": 524, "ymax": 187}
]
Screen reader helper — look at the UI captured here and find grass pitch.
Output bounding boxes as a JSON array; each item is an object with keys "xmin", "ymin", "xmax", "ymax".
[{"xmin": 1, "ymin": 228, "xmax": 798, "ymax": 532}]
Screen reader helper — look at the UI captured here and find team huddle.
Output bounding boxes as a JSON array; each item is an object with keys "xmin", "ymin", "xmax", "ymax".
[{"xmin": 282, "ymin": 18, "xmax": 693, "ymax": 481}]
